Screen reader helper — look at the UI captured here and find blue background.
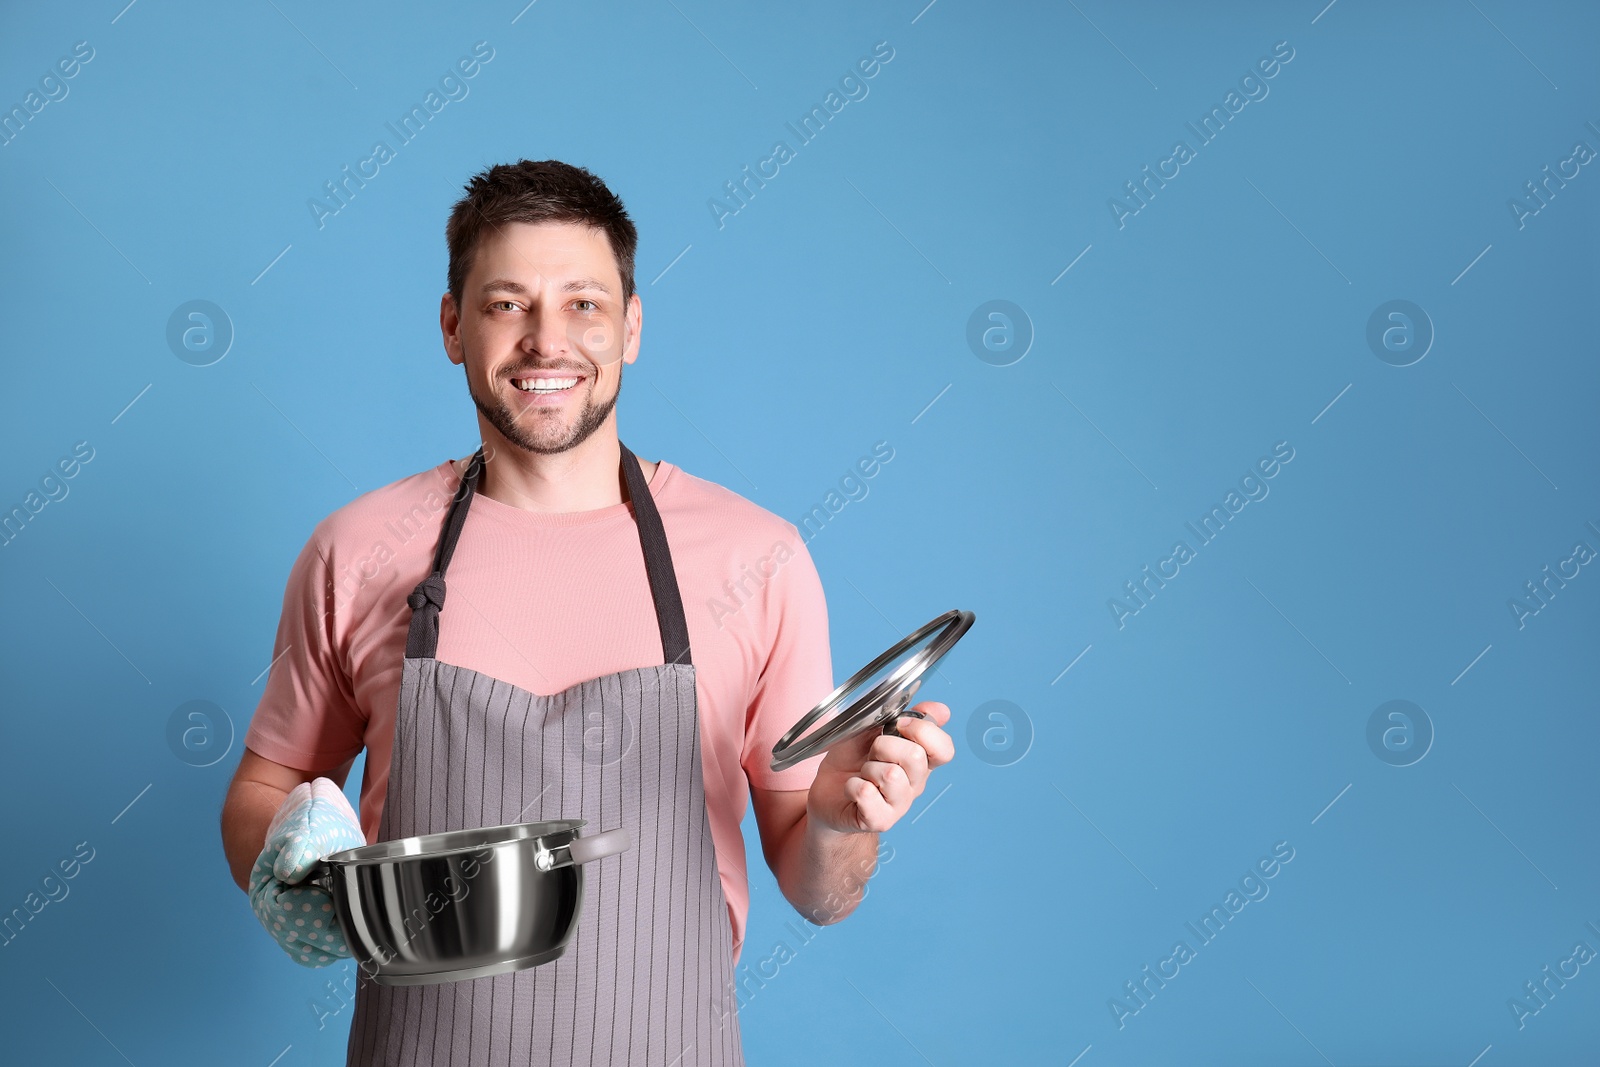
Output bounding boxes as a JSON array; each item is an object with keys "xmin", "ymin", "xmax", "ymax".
[{"xmin": 2, "ymin": 0, "xmax": 1597, "ymax": 1063}]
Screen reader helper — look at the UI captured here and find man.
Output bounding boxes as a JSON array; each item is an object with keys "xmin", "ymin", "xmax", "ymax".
[{"xmin": 219, "ymin": 159, "xmax": 954, "ymax": 1066}]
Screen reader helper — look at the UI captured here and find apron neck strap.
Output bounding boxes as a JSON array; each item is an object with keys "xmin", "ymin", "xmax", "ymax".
[
  {"xmin": 618, "ymin": 441, "xmax": 694, "ymax": 668},
  {"xmin": 403, "ymin": 443, "xmax": 693, "ymax": 667}
]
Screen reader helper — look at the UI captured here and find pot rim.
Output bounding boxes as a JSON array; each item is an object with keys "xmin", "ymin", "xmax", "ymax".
[{"xmin": 321, "ymin": 818, "xmax": 589, "ymax": 868}]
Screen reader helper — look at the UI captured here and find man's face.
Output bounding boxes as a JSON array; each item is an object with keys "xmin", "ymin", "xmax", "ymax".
[{"xmin": 442, "ymin": 220, "xmax": 640, "ymax": 455}]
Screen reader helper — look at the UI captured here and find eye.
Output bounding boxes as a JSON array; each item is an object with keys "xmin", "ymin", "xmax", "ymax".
[
  {"xmin": 572, "ymin": 299, "xmax": 598, "ymax": 312},
  {"xmin": 489, "ymin": 300, "xmax": 521, "ymax": 312}
]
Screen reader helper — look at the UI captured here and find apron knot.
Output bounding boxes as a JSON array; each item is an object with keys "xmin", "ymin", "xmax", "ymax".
[
  {"xmin": 402, "ymin": 574, "xmax": 448, "ymax": 658},
  {"xmin": 407, "ymin": 574, "xmax": 446, "ymax": 613}
]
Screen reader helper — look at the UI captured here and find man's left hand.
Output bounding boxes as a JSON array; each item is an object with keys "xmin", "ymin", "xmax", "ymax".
[{"xmin": 806, "ymin": 701, "xmax": 954, "ymax": 835}]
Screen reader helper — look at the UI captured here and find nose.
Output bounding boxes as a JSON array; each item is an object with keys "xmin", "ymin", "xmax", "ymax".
[{"xmin": 526, "ymin": 301, "xmax": 575, "ymax": 360}]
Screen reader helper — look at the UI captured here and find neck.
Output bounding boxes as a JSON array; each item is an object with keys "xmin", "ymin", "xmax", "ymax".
[{"xmin": 468, "ymin": 424, "xmax": 653, "ymax": 514}]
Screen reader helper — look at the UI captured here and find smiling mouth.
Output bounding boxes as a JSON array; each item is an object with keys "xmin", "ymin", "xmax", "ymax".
[{"xmin": 510, "ymin": 375, "xmax": 582, "ymax": 394}]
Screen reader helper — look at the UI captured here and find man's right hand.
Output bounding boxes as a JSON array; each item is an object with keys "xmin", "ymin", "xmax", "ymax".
[{"xmin": 248, "ymin": 777, "xmax": 366, "ymax": 968}]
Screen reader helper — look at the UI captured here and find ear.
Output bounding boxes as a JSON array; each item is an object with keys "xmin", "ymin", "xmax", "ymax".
[
  {"xmin": 621, "ymin": 293, "xmax": 642, "ymax": 366},
  {"xmin": 441, "ymin": 292, "xmax": 465, "ymax": 366}
]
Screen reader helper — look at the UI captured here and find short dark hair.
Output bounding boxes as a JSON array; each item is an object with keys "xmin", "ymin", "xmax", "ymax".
[{"xmin": 445, "ymin": 159, "xmax": 638, "ymax": 309}]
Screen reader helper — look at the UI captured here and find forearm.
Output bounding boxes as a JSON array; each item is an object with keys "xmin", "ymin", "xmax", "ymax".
[
  {"xmin": 774, "ymin": 815, "xmax": 881, "ymax": 925},
  {"xmin": 221, "ymin": 778, "xmax": 289, "ymax": 893}
]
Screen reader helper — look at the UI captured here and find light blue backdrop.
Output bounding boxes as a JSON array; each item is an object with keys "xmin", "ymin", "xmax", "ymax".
[{"xmin": 2, "ymin": 0, "xmax": 1597, "ymax": 1063}]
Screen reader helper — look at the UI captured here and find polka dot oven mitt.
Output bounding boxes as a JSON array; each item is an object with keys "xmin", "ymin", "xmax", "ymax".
[{"xmin": 249, "ymin": 777, "xmax": 367, "ymax": 968}]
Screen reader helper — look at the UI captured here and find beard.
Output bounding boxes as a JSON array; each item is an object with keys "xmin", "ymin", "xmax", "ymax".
[{"xmin": 466, "ymin": 354, "xmax": 621, "ymax": 456}]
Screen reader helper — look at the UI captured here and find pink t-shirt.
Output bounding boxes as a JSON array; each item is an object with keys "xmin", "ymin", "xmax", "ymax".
[{"xmin": 243, "ymin": 454, "xmax": 831, "ymax": 962}]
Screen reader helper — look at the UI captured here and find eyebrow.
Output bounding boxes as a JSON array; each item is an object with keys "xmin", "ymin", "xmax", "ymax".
[{"xmin": 480, "ymin": 277, "xmax": 613, "ymax": 296}]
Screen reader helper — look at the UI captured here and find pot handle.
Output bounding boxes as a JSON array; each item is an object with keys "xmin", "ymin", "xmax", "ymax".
[
  {"xmin": 302, "ymin": 861, "xmax": 333, "ymax": 893},
  {"xmin": 879, "ymin": 677, "xmax": 926, "ymax": 739},
  {"xmin": 536, "ymin": 827, "xmax": 632, "ymax": 871}
]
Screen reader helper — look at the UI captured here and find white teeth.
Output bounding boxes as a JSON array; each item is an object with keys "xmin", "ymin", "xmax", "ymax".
[{"xmin": 513, "ymin": 377, "xmax": 579, "ymax": 392}]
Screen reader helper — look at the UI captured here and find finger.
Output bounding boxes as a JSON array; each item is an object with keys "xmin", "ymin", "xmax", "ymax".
[
  {"xmin": 858, "ymin": 759, "xmax": 915, "ymax": 811},
  {"xmin": 868, "ymin": 734, "xmax": 930, "ymax": 789},
  {"xmin": 887, "ymin": 716, "xmax": 956, "ymax": 770},
  {"xmin": 820, "ymin": 700, "xmax": 953, "ymax": 772},
  {"xmin": 844, "ymin": 774, "xmax": 899, "ymax": 833}
]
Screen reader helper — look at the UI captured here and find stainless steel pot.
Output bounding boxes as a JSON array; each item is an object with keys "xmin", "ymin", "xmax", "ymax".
[{"xmin": 307, "ymin": 820, "xmax": 630, "ymax": 986}]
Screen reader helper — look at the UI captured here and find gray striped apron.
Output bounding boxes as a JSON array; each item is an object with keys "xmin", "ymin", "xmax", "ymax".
[{"xmin": 346, "ymin": 443, "xmax": 744, "ymax": 1066}]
